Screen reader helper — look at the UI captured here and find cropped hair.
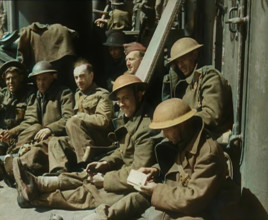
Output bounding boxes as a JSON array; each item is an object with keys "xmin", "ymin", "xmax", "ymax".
[{"xmin": 74, "ymin": 58, "xmax": 93, "ymax": 73}]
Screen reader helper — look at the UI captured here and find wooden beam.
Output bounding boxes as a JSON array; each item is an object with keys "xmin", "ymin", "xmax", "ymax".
[{"xmin": 135, "ymin": 0, "xmax": 181, "ymax": 82}]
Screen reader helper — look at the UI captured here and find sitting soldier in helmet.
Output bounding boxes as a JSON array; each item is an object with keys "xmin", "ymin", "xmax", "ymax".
[
  {"xmin": 102, "ymin": 30, "xmax": 127, "ymax": 91},
  {"xmin": 4, "ymin": 61, "xmax": 74, "ymax": 177},
  {"xmin": 0, "ymin": 60, "xmax": 35, "ymax": 155},
  {"xmin": 12, "ymin": 74, "xmax": 160, "ymax": 220},
  {"xmin": 137, "ymin": 98, "xmax": 239, "ymax": 220},
  {"xmin": 162, "ymin": 37, "xmax": 233, "ymax": 139}
]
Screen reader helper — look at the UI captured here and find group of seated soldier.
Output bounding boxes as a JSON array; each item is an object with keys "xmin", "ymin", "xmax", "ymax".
[{"xmin": 0, "ymin": 34, "xmax": 241, "ymax": 220}]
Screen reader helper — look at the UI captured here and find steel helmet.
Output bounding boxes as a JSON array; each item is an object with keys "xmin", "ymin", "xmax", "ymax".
[
  {"xmin": 109, "ymin": 73, "xmax": 148, "ymax": 100},
  {"xmin": 0, "ymin": 60, "xmax": 27, "ymax": 78},
  {"xmin": 28, "ymin": 61, "xmax": 57, "ymax": 78},
  {"xmin": 149, "ymin": 98, "xmax": 196, "ymax": 129},
  {"xmin": 103, "ymin": 30, "xmax": 126, "ymax": 47},
  {"xmin": 168, "ymin": 37, "xmax": 203, "ymax": 64}
]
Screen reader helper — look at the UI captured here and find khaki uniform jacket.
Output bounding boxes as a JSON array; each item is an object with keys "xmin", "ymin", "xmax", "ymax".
[
  {"xmin": 74, "ymin": 83, "xmax": 113, "ymax": 130},
  {"xmin": 10, "ymin": 82, "xmax": 74, "ymax": 136},
  {"xmin": 151, "ymin": 118, "xmax": 227, "ymax": 219},
  {"xmin": 18, "ymin": 22, "xmax": 76, "ymax": 71},
  {"xmin": 0, "ymin": 84, "xmax": 35, "ymax": 129},
  {"xmin": 107, "ymin": 9, "xmax": 132, "ymax": 30},
  {"xmin": 162, "ymin": 65, "xmax": 233, "ymax": 139},
  {"xmin": 103, "ymin": 106, "xmax": 158, "ymax": 192}
]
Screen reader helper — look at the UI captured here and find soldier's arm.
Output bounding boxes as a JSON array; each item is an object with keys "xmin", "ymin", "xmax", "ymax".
[
  {"xmin": 195, "ymin": 69, "xmax": 226, "ymax": 128},
  {"xmin": 103, "ymin": 125, "xmax": 156, "ymax": 192},
  {"xmin": 9, "ymin": 95, "xmax": 38, "ymax": 136},
  {"xmin": 45, "ymin": 88, "xmax": 74, "ymax": 135},
  {"xmin": 76, "ymin": 91, "xmax": 113, "ymax": 128}
]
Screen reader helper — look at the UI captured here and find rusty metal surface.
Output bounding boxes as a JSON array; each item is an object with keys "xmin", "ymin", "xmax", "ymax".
[{"xmin": 135, "ymin": 0, "xmax": 181, "ymax": 83}]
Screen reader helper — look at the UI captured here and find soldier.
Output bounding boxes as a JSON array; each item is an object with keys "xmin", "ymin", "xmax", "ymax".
[
  {"xmin": 47, "ymin": 58, "xmax": 114, "ymax": 174},
  {"xmin": 0, "ymin": 60, "xmax": 35, "ymax": 155},
  {"xmin": 162, "ymin": 37, "xmax": 233, "ymax": 139},
  {"xmin": 6, "ymin": 61, "xmax": 74, "ymax": 176},
  {"xmin": 124, "ymin": 41, "xmax": 146, "ymax": 74},
  {"xmin": 132, "ymin": 0, "xmax": 157, "ymax": 46},
  {"xmin": 138, "ymin": 98, "xmax": 239, "ymax": 220},
  {"xmin": 103, "ymin": 30, "xmax": 127, "ymax": 91},
  {"xmin": 95, "ymin": 0, "xmax": 131, "ymax": 31},
  {"xmin": 12, "ymin": 74, "xmax": 159, "ymax": 219}
]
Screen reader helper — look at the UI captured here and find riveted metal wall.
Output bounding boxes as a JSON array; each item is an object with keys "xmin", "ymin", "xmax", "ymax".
[
  {"xmin": 222, "ymin": 0, "xmax": 268, "ymax": 217},
  {"xmin": 240, "ymin": 0, "xmax": 268, "ymax": 214}
]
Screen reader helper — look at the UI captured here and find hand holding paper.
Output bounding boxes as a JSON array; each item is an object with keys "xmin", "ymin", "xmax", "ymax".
[{"xmin": 127, "ymin": 169, "xmax": 148, "ymax": 191}]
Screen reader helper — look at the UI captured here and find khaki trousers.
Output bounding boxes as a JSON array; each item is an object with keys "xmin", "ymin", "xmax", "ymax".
[
  {"xmin": 14, "ymin": 124, "xmax": 42, "ymax": 152},
  {"xmin": 66, "ymin": 117, "xmax": 111, "ymax": 163},
  {"xmin": 48, "ymin": 136, "xmax": 77, "ymax": 172}
]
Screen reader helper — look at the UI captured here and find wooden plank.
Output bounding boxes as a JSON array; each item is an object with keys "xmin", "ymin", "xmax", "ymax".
[{"xmin": 135, "ymin": 0, "xmax": 181, "ymax": 82}]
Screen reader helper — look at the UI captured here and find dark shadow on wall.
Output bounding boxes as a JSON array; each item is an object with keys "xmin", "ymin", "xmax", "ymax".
[{"xmin": 239, "ymin": 188, "xmax": 268, "ymax": 220}]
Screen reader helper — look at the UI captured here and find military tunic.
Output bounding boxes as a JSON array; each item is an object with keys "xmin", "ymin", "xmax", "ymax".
[
  {"xmin": 107, "ymin": 9, "xmax": 132, "ymax": 30},
  {"xmin": 48, "ymin": 83, "xmax": 114, "ymax": 171},
  {"xmin": 12, "ymin": 82, "xmax": 74, "ymax": 174},
  {"xmin": 0, "ymin": 84, "xmax": 35, "ymax": 152},
  {"xmin": 0, "ymin": 85, "xmax": 35, "ymax": 130},
  {"xmin": 162, "ymin": 65, "xmax": 233, "ymax": 139},
  {"xmin": 141, "ymin": 118, "xmax": 230, "ymax": 220},
  {"xmin": 30, "ymin": 106, "xmax": 158, "ymax": 212}
]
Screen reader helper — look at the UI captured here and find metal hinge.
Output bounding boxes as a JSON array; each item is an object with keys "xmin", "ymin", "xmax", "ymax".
[{"xmin": 225, "ymin": 6, "xmax": 249, "ymax": 34}]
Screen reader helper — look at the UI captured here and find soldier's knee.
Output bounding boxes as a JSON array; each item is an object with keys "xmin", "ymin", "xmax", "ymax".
[
  {"xmin": 66, "ymin": 116, "xmax": 80, "ymax": 130},
  {"xmin": 48, "ymin": 137, "xmax": 61, "ymax": 148}
]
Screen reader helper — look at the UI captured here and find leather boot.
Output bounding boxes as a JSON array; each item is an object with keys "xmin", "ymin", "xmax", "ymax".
[
  {"xmin": 13, "ymin": 157, "xmax": 39, "ymax": 201},
  {"xmin": 0, "ymin": 159, "xmax": 15, "ymax": 187},
  {"xmin": 17, "ymin": 190, "xmax": 32, "ymax": 208}
]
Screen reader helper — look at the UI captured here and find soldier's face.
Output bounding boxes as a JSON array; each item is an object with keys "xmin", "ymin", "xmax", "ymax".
[
  {"xmin": 126, "ymin": 51, "xmax": 142, "ymax": 74},
  {"xmin": 74, "ymin": 64, "xmax": 94, "ymax": 92},
  {"xmin": 116, "ymin": 86, "xmax": 142, "ymax": 118},
  {"xmin": 36, "ymin": 73, "xmax": 55, "ymax": 94},
  {"xmin": 162, "ymin": 124, "xmax": 185, "ymax": 144},
  {"xmin": 175, "ymin": 51, "xmax": 198, "ymax": 77},
  {"xmin": 5, "ymin": 72, "xmax": 23, "ymax": 93},
  {"xmin": 108, "ymin": 46, "xmax": 124, "ymax": 60}
]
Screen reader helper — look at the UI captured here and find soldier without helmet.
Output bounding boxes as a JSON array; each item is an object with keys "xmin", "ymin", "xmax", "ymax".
[{"xmin": 47, "ymin": 58, "xmax": 114, "ymax": 174}]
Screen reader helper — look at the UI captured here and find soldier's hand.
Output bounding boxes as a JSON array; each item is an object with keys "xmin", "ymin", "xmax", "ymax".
[
  {"xmin": 94, "ymin": 18, "xmax": 108, "ymax": 26},
  {"xmin": 34, "ymin": 128, "xmax": 52, "ymax": 142},
  {"xmin": 140, "ymin": 181, "xmax": 157, "ymax": 196},
  {"xmin": 138, "ymin": 167, "xmax": 159, "ymax": 181},
  {"xmin": 1, "ymin": 130, "xmax": 13, "ymax": 141},
  {"xmin": 91, "ymin": 173, "xmax": 104, "ymax": 188},
  {"xmin": 86, "ymin": 161, "xmax": 109, "ymax": 174}
]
